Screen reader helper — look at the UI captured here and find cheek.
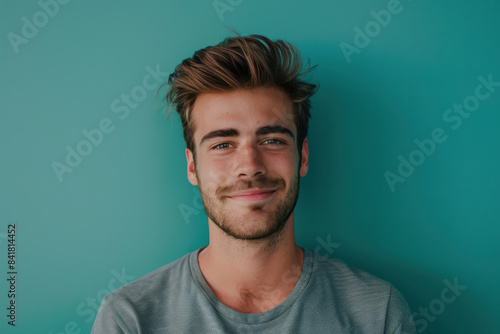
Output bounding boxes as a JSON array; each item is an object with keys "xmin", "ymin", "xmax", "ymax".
[
  {"xmin": 265, "ymin": 153, "xmax": 297, "ymax": 174},
  {"xmin": 200, "ymin": 160, "xmax": 232, "ymax": 188},
  {"xmin": 248, "ymin": 150, "xmax": 298, "ymax": 179}
]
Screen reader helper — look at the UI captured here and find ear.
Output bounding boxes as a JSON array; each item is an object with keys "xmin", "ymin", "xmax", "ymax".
[
  {"xmin": 186, "ymin": 148, "xmax": 198, "ymax": 186},
  {"xmin": 299, "ymin": 138, "xmax": 309, "ymax": 177}
]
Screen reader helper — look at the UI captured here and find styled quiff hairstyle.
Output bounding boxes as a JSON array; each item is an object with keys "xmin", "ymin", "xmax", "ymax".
[{"xmin": 162, "ymin": 34, "xmax": 318, "ymax": 161}]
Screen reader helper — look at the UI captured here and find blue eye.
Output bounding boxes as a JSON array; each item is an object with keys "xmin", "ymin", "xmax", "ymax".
[
  {"xmin": 212, "ymin": 143, "xmax": 232, "ymax": 151},
  {"xmin": 211, "ymin": 139, "xmax": 285, "ymax": 151},
  {"xmin": 265, "ymin": 139, "xmax": 284, "ymax": 146}
]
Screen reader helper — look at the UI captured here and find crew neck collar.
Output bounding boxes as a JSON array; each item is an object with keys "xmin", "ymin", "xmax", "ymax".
[{"xmin": 189, "ymin": 246, "xmax": 314, "ymax": 324}]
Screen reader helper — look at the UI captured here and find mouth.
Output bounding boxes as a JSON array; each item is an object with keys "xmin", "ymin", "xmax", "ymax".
[{"xmin": 228, "ymin": 190, "xmax": 276, "ymax": 202}]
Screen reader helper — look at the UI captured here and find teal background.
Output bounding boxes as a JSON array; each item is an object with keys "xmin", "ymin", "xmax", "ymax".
[{"xmin": 1, "ymin": 0, "xmax": 499, "ymax": 333}]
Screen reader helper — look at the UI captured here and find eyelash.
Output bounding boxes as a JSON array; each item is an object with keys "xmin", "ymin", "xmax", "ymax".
[{"xmin": 212, "ymin": 139, "xmax": 285, "ymax": 151}]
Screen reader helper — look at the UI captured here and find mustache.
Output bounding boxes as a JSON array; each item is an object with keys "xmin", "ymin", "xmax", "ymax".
[{"xmin": 217, "ymin": 176, "xmax": 286, "ymax": 197}]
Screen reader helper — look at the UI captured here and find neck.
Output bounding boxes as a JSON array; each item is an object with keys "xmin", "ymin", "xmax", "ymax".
[{"xmin": 198, "ymin": 214, "xmax": 304, "ymax": 313}]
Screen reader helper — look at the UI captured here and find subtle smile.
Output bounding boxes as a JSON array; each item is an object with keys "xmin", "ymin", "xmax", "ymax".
[{"xmin": 229, "ymin": 190, "xmax": 276, "ymax": 202}]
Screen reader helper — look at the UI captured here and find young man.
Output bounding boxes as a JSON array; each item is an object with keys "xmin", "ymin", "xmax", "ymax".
[{"xmin": 92, "ymin": 34, "xmax": 416, "ymax": 333}]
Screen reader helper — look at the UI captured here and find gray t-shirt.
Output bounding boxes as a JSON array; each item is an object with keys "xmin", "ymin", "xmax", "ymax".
[{"xmin": 92, "ymin": 247, "xmax": 416, "ymax": 333}]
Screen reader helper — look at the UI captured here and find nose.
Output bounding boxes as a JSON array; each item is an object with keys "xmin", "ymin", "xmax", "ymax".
[{"xmin": 234, "ymin": 141, "xmax": 266, "ymax": 178}]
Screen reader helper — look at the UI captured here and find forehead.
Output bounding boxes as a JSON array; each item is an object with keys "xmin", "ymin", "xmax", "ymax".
[{"xmin": 191, "ymin": 87, "xmax": 296, "ymax": 144}]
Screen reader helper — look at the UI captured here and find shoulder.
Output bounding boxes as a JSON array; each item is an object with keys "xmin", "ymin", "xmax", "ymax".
[
  {"xmin": 92, "ymin": 250, "xmax": 198, "ymax": 333},
  {"xmin": 311, "ymin": 253, "xmax": 392, "ymax": 295},
  {"xmin": 308, "ymin": 251, "xmax": 414, "ymax": 332},
  {"xmin": 100, "ymin": 250, "xmax": 194, "ymax": 315}
]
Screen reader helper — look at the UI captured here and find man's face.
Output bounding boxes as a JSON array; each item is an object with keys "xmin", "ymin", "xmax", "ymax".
[{"xmin": 185, "ymin": 86, "xmax": 309, "ymax": 241}]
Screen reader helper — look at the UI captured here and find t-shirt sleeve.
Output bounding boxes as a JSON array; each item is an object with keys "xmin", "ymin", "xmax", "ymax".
[
  {"xmin": 385, "ymin": 285, "xmax": 417, "ymax": 334},
  {"xmin": 91, "ymin": 295, "xmax": 129, "ymax": 334}
]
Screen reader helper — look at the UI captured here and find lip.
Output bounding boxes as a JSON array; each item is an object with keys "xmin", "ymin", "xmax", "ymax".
[{"xmin": 228, "ymin": 189, "xmax": 276, "ymax": 201}]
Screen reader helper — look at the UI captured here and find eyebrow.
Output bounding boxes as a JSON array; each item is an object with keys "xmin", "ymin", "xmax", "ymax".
[{"xmin": 200, "ymin": 125, "xmax": 295, "ymax": 147}]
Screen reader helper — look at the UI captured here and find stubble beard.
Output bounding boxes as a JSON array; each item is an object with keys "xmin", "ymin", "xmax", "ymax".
[{"xmin": 196, "ymin": 169, "xmax": 300, "ymax": 246}]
